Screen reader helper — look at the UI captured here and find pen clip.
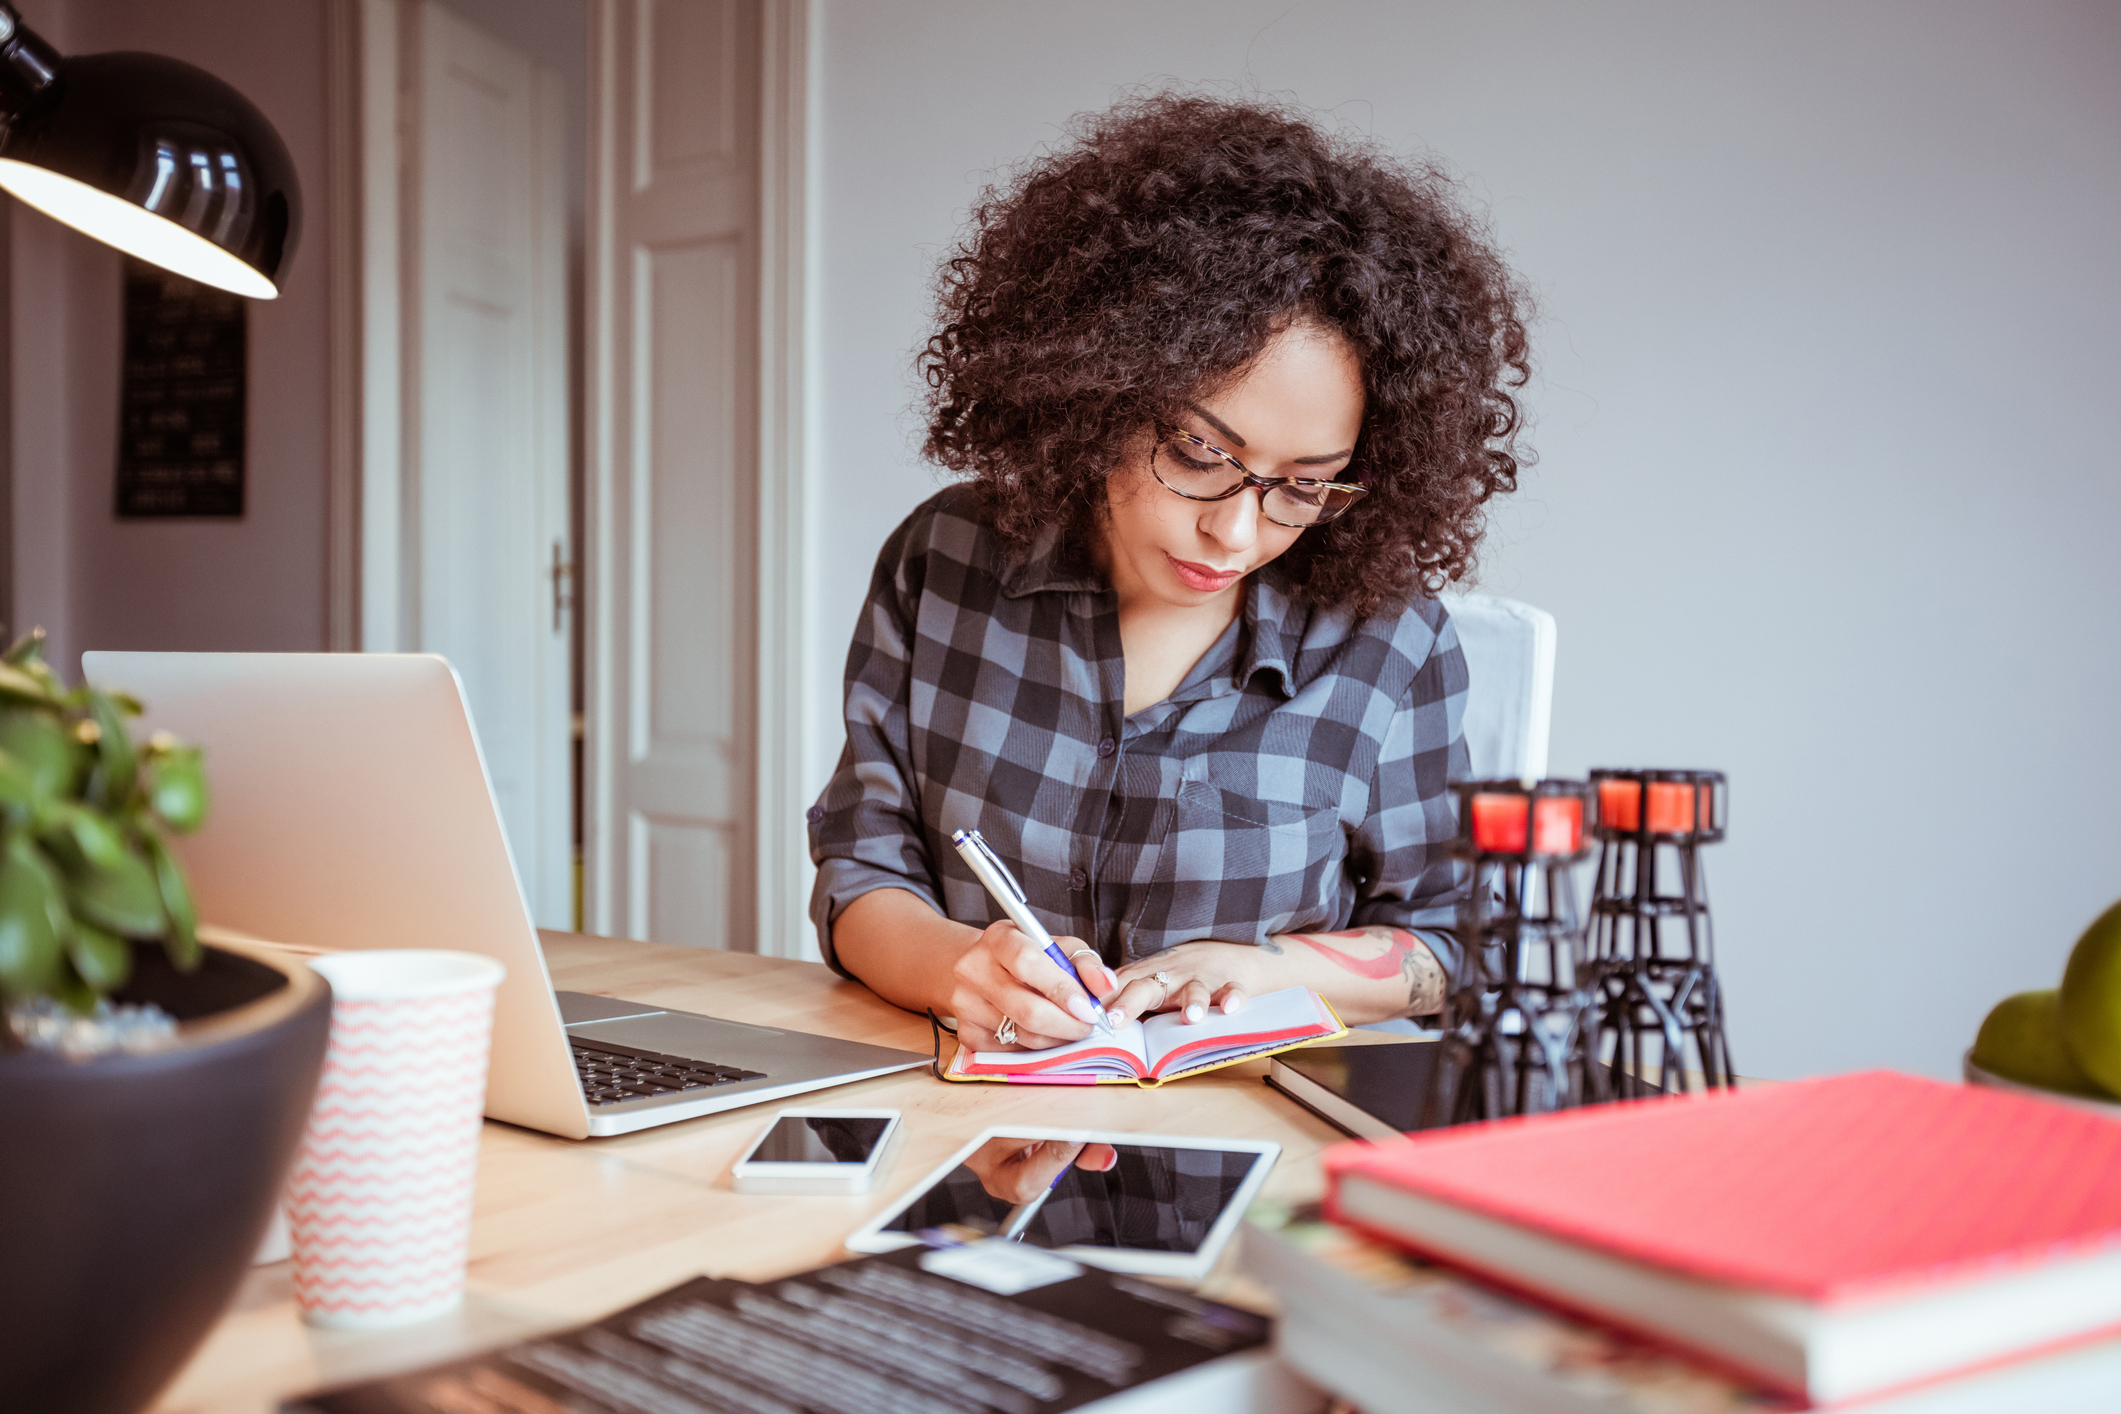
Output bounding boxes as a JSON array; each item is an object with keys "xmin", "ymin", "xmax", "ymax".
[{"xmin": 961, "ymin": 830, "xmax": 1029, "ymax": 906}]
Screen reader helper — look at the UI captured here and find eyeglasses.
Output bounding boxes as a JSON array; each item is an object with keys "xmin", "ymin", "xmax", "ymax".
[{"xmin": 1150, "ymin": 424, "xmax": 1369, "ymax": 528}]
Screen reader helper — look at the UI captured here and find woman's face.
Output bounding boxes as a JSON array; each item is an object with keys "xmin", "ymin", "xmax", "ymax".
[{"xmin": 1099, "ymin": 321, "xmax": 1365, "ymax": 613}]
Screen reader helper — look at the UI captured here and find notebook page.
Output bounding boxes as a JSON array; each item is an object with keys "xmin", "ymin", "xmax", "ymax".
[
  {"xmin": 957, "ymin": 1018, "xmax": 1152, "ymax": 1076},
  {"xmin": 1142, "ymin": 986, "xmax": 1334, "ymax": 1076}
]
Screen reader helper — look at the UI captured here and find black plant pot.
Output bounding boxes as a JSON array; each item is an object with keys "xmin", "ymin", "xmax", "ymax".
[{"xmin": 0, "ymin": 940, "xmax": 332, "ymax": 1414}]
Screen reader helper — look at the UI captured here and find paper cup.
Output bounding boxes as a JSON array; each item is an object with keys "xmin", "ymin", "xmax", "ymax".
[{"xmin": 287, "ymin": 949, "xmax": 505, "ymax": 1328}]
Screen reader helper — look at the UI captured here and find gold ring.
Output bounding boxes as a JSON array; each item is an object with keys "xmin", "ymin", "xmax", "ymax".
[{"xmin": 1151, "ymin": 971, "xmax": 1173, "ymax": 1004}]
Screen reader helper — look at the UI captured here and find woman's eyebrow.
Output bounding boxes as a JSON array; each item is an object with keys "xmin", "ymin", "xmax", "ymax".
[
  {"xmin": 1184, "ymin": 403, "xmax": 1247, "ymax": 448},
  {"xmin": 1186, "ymin": 402, "xmax": 1353, "ymax": 464}
]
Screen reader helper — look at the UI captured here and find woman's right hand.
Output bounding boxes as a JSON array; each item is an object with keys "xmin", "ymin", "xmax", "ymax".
[
  {"xmin": 950, "ymin": 921, "xmax": 1119, "ymax": 1051},
  {"xmin": 961, "ymin": 1137, "xmax": 1119, "ymax": 1203}
]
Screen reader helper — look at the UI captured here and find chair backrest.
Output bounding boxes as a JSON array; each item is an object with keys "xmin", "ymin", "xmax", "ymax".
[{"xmin": 1437, "ymin": 591, "xmax": 1556, "ymax": 781}]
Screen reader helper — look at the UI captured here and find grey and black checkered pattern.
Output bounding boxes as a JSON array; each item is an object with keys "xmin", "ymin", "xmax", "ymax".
[{"xmin": 808, "ymin": 486, "xmax": 1469, "ymax": 986}]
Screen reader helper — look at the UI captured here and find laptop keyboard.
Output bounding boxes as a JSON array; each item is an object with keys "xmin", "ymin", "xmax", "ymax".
[{"xmin": 571, "ymin": 1036, "xmax": 767, "ymax": 1108}]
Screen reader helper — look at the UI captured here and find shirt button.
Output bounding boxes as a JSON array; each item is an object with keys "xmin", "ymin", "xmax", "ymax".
[
  {"xmin": 1069, "ymin": 868, "xmax": 1089, "ymax": 890},
  {"xmin": 805, "ymin": 805, "xmax": 825, "ymax": 824},
  {"xmin": 1097, "ymin": 737, "xmax": 1116, "ymax": 757}
]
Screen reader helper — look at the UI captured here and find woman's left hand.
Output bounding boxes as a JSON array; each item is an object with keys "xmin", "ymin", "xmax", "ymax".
[{"xmin": 1107, "ymin": 941, "xmax": 1266, "ymax": 1026}]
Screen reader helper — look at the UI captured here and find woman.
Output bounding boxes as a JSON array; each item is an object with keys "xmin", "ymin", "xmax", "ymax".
[{"xmin": 808, "ymin": 94, "xmax": 1529, "ymax": 1052}]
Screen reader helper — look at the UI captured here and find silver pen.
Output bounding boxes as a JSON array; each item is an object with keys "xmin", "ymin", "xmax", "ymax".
[
  {"xmin": 952, "ymin": 828, "xmax": 1116, "ymax": 1035},
  {"xmin": 999, "ymin": 1176, "xmax": 1063, "ymax": 1242}
]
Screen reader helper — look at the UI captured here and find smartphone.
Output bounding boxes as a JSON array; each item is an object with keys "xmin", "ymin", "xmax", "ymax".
[{"xmin": 730, "ymin": 1108, "xmax": 905, "ymax": 1195}]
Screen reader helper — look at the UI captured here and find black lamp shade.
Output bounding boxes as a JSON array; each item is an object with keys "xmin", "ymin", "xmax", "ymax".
[{"xmin": 0, "ymin": 51, "xmax": 300, "ymax": 298}]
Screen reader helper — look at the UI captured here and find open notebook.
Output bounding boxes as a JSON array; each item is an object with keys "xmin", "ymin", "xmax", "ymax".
[{"xmin": 946, "ymin": 986, "xmax": 1347, "ymax": 1086}]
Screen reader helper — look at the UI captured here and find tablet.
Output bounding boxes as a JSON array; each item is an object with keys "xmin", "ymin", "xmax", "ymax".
[{"xmin": 844, "ymin": 1126, "xmax": 1280, "ymax": 1280}]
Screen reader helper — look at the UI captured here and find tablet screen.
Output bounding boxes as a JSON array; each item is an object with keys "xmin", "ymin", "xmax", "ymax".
[{"xmin": 877, "ymin": 1134, "xmax": 1266, "ymax": 1255}]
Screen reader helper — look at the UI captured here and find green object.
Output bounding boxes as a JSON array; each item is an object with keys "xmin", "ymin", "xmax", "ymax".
[
  {"xmin": 0, "ymin": 628, "xmax": 210, "ymax": 1039},
  {"xmin": 2060, "ymin": 900, "xmax": 2121, "ymax": 1097},
  {"xmin": 1972, "ymin": 988, "xmax": 2107, "ymax": 1097}
]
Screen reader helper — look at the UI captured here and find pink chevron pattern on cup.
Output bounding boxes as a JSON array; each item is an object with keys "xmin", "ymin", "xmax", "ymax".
[{"xmin": 287, "ymin": 950, "xmax": 502, "ymax": 1329}]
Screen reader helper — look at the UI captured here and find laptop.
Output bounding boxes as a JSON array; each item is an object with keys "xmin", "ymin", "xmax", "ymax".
[{"xmin": 82, "ymin": 652, "xmax": 927, "ymax": 1139}]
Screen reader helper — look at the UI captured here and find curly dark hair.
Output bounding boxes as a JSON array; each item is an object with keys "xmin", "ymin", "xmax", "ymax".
[{"xmin": 919, "ymin": 93, "xmax": 1532, "ymax": 616}]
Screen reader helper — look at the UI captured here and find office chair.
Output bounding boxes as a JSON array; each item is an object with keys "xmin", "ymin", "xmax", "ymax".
[
  {"xmin": 1365, "ymin": 591, "xmax": 1557, "ymax": 1035},
  {"xmin": 1437, "ymin": 591, "xmax": 1557, "ymax": 781}
]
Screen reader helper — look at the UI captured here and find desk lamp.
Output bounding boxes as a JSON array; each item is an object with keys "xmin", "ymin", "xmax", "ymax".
[
  {"xmin": 1587, "ymin": 769, "xmax": 1736, "ymax": 1096},
  {"xmin": 0, "ymin": 2, "xmax": 299, "ymax": 298},
  {"xmin": 1424, "ymin": 777, "xmax": 1604, "ymax": 1126}
]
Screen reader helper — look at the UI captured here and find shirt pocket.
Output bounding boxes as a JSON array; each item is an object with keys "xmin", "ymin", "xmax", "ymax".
[{"xmin": 1138, "ymin": 782, "xmax": 1346, "ymax": 946}]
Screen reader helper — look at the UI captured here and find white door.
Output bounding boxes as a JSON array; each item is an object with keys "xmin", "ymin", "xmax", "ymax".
[
  {"xmin": 405, "ymin": 3, "xmax": 573, "ymax": 928},
  {"xmin": 585, "ymin": 0, "xmax": 761, "ymax": 949}
]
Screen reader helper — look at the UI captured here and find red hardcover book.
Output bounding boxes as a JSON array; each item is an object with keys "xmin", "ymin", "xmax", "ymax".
[{"xmin": 1322, "ymin": 1071, "xmax": 2121, "ymax": 1406}]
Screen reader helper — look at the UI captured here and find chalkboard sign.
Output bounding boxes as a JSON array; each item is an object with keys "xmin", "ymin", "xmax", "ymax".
[{"xmin": 115, "ymin": 258, "xmax": 246, "ymax": 517}]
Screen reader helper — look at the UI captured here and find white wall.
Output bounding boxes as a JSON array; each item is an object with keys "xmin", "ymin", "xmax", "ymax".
[{"xmin": 810, "ymin": 0, "xmax": 2121, "ymax": 1080}]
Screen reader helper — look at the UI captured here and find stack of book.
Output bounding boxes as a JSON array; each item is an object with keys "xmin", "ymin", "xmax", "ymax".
[{"xmin": 1245, "ymin": 1068, "xmax": 2121, "ymax": 1412}]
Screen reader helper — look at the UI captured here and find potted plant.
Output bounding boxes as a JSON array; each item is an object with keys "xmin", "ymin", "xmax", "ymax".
[{"xmin": 0, "ymin": 629, "xmax": 332, "ymax": 1414}]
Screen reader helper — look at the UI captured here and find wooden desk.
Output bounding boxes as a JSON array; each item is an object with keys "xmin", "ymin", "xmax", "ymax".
[{"xmin": 152, "ymin": 931, "xmax": 1389, "ymax": 1414}]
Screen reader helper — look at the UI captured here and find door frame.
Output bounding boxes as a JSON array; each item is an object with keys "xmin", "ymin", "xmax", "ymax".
[
  {"xmin": 752, "ymin": 0, "xmax": 818, "ymax": 960},
  {"xmin": 323, "ymin": 0, "xmax": 361, "ymax": 652},
  {"xmin": 580, "ymin": 0, "xmax": 815, "ymax": 957},
  {"xmin": 330, "ymin": 0, "xmax": 408, "ymax": 653}
]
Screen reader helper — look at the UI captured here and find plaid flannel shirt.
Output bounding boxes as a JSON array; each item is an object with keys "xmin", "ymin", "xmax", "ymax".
[{"xmin": 807, "ymin": 486, "xmax": 1469, "ymax": 992}]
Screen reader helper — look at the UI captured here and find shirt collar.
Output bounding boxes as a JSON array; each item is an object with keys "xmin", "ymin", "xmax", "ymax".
[
  {"xmin": 998, "ymin": 527, "xmax": 1106, "ymax": 598},
  {"xmin": 1000, "ymin": 526, "xmax": 1301, "ymax": 699},
  {"xmin": 1239, "ymin": 569, "xmax": 1298, "ymax": 698}
]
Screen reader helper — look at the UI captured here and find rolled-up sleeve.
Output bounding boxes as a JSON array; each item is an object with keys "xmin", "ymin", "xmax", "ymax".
[
  {"xmin": 1346, "ymin": 613, "xmax": 1471, "ymax": 997},
  {"xmin": 807, "ymin": 521, "xmax": 943, "ymax": 976}
]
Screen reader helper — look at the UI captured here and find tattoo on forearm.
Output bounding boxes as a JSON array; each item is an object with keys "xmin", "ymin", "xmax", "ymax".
[
  {"xmin": 1400, "ymin": 935, "xmax": 1446, "ymax": 1016},
  {"xmin": 1287, "ymin": 929, "xmax": 1404, "ymax": 980},
  {"xmin": 1282, "ymin": 926, "xmax": 1446, "ymax": 1015}
]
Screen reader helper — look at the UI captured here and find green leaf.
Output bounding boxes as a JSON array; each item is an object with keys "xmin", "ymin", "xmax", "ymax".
[
  {"xmin": 0, "ymin": 836, "xmax": 68, "ymax": 997},
  {"xmin": 86, "ymin": 690, "xmax": 138, "ymax": 811},
  {"xmin": 0, "ymin": 750, "xmax": 37, "ymax": 807},
  {"xmin": 52, "ymin": 803, "xmax": 133, "ymax": 872},
  {"xmin": 32, "ymin": 812, "xmax": 85, "ymax": 873},
  {"xmin": 3, "ymin": 627, "xmax": 47, "ymax": 666},
  {"xmin": 68, "ymin": 921, "xmax": 132, "ymax": 993},
  {"xmin": 0, "ymin": 662, "xmax": 60, "ymax": 708},
  {"xmin": 49, "ymin": 968, "xmax": 96, "ymax": 1015},
  {"xmin": 0, "ymin": 712, "xmax": 83, "ymax": 798},
  {"xmin": 148, "ymin": 749, "xmax": 208, "ymax": 833},
  {"xmin": 67, "ymin": 842, "xmax": 166, "ymax": 938},
  {"xmin": 146, "ymin": 834, "xmax": 200, "ymax": 971}
]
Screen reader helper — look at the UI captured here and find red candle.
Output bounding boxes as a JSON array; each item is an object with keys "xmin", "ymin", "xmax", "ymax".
[
  {"xmin": 1598, "ymin": 778, "xmax": 1701, "ymax": 833},
  {"xmin": 1646, "ymin": 782, "xmax": 1696, "ymax": 833},
  {"xmin": 1469, "ymin": 792, "xmax": 1527, "ymax": 851},
  {"xmin": 1598, "ymin": 779, "xmax": 1639, "ymax": 831},
  {"xmin": 1533, "ymin": 795, "xmax": 1583, "ymax": 854},
  {"xmin": 1470, "ymin": 792, "xmax": 1582, "ymax": 853}
]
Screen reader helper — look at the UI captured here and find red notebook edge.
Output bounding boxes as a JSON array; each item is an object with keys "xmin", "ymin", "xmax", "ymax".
[
  {"xmin": 954, "ymin": 1040, "xmax": 1148, "ymax": 1077},
  {"xmin": 1319, "ymin": 1187, "xmax": 2121, "ymax": 1409},
  {"xmin": 1316, "ymin": 1070, "xmax": 2121, "ymax": 1407},
  {"xmin": 1147, "ymin": 1019, "xmax": 1333, "ymax": 1077},
  {"xmin": 954, "ymin": 988, "xmax": 1345, "ymax": 1080},
  {"xmin": 1318, "ymin": 1071, "xmax": 2121, "ymax": 1302}
]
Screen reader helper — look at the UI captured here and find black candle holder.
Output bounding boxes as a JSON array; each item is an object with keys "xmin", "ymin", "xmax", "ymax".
[
  {"xmin": 1586, "ymin": 769, "xmax": 1735, "ymax": 1097},
  {"xmin": 1422, "ymin": 778, "xmax": 1606, "ymax": 1126}
]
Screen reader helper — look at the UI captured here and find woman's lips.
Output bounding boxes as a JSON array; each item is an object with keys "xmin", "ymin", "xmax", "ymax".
[{"xmin": 1166, "ymin": 554, "xmax": 1243, "ymax": 592}]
